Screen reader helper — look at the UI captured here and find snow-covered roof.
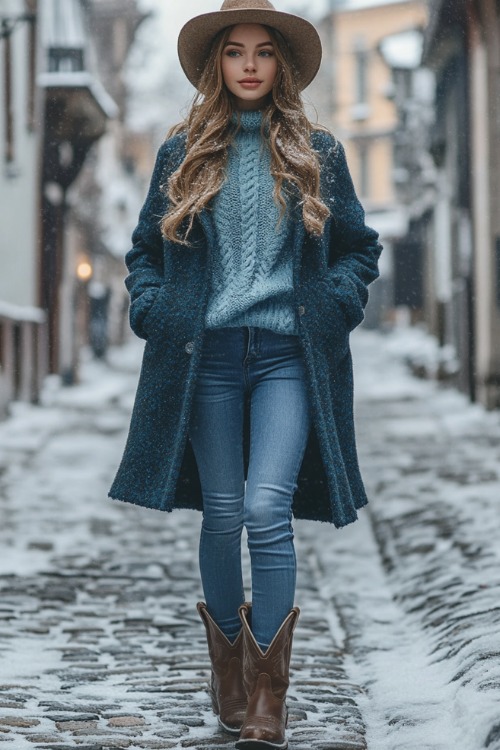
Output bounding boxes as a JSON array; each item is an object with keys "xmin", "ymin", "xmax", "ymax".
[
  {"xmin": 38, "ymin": 0, "xmax": 118, "ymax": 120},
  {"xmin": 379, "ymin": 29, "xmax": 423, "ymax": 69},
  {"xmin": 0, "ymin": 301, "xmax": 46, "ymax": 324},
  {"xmin": 38, "ymin": 71, "xmax": 119, "ymax": 118}
]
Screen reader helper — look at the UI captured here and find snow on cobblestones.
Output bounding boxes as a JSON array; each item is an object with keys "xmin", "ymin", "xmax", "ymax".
[
  {"xmin": 0, "ymin": 331, "xmax": 499, "ymax": 749},
  {"xmin": 348, "ymin": 329, "xmax": 500, "ymax": 750}
]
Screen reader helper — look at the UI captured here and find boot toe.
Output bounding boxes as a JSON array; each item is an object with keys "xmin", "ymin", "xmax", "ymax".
[
  {"xmin": 218, "ymin": 704, "xmax": 246, "ymax": 734},
  {"xmin": 238, "ymin": 715, "xmax": 286, "ymax": 745}
]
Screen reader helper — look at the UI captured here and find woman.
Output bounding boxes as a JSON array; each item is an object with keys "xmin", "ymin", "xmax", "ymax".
[{"xmin": 109, "ymin": 1, "xmax": 382, "ymax": 748}]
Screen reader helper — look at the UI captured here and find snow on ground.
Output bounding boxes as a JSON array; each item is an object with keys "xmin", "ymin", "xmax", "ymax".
[
  {"xmin": 0, "ymin": 327, "xmax": 500, "ymax": 748},
  {"xmin": 348, "ymin": 328, "xmax": 500, "ymax": 749}
]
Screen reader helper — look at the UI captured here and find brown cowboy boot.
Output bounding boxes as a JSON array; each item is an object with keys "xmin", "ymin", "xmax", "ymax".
[
  {"xmin": 236, "ymin": 603, "xmax": 300, "ymax": 750},
  {"xmin": 197, "ymin": 601, "xmax": 247, "ymax": 735}
]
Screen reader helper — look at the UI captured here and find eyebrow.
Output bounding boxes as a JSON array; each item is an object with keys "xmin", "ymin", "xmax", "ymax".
[{"xmin": 224, "ymin": 40, "xmax": 274, "ymax": 48}]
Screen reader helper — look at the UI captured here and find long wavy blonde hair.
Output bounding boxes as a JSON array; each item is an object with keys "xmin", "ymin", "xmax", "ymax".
[{"xmin": 162, "ymin": 24, "xmax": 330, "ymax": 244}]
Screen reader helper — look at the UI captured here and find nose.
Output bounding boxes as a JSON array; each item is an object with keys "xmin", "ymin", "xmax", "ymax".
[{"xmin": 244, "ymin": 56, "xmax": 257, "ymax": 72}]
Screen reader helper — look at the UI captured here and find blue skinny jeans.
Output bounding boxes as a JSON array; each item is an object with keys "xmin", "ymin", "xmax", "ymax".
[{"xmin": 189, "ymin": 327, "xmax": 311, "ymax": 649}]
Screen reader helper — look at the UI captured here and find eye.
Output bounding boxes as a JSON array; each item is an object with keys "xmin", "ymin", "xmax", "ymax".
[
  {"xmin": 259, "ymin": 49, "xmax": 274, "ymax": 57},
  {"xmin": 225, "ymin": 49, "xmax": 241, "ymax": 57}
]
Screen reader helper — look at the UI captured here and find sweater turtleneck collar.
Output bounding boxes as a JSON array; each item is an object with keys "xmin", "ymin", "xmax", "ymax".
[{"xmin": 232, "ymin": 109, "xmax": 263, "ymax": 133}]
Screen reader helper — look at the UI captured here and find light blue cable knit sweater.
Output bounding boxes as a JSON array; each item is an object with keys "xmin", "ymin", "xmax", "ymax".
[{"xmin": 205, "ymin": 110, "xmax": 297, "ymax": 335}]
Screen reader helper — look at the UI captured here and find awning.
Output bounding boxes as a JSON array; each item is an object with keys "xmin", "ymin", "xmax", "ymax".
[
  {"xmin": 39, "ymin": 70, "xmax": 118, "ymax": 140},
  {"xmin": 39, "ymin": 0, "xmax": 117, "ymax": 141}
]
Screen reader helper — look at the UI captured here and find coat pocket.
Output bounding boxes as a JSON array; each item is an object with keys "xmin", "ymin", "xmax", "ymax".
[
  {"xmin": 129, "ymin": 285, "xmax": 166, "ymax": 340},
  {"xmin": 302, "ymin": 273, "xmax": 350, "ymax": 361},
  {"xmin": 324, "ymin": 268, "xmax": 365, "ymax": 332},
  {"xmin": 140, "ymin": 285, "xmax": 168, "ymax": 340}
]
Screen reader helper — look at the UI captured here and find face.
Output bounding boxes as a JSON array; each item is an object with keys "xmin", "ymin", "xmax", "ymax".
[{"xmin": 221, "ymin": 24, "xmax": 278, "ymax": 111}]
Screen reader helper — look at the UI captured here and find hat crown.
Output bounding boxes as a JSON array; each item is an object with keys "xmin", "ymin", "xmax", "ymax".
[
  {"xmin": 220, "ymin": 0, "xmax": 276, "ymax": 11},
  {"xmin": 178, "ymin": 0, "xmax": 322, "ymax": 92}
]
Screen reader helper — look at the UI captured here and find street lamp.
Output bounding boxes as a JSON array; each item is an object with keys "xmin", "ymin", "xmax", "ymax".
[{"xmin": 76, "ymin": 261, "xmax": 93, "ymax": 283}]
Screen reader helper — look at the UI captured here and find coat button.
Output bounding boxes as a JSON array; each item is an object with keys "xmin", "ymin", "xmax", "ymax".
[
  {"xmin": 184, "ymin": 341, "xmax": 194, "ymax": 354},
  {"xmin": 298, "ymin": 305, "xmax": 306, "ymax": 317}
]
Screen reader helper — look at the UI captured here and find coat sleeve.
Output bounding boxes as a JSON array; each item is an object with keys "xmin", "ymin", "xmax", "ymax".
[
  {"xmin": 124, "ymin": 141, "xmax": 171, "ymax": 339},
  {"xmin": 324, "ymin": 139, "xmax": 383, "ymax": 332}
]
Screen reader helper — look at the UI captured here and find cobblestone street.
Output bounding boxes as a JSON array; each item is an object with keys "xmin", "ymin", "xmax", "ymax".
[{"xmin": 1, "ymin": 331, "xmax": 500, "ymax": 750}]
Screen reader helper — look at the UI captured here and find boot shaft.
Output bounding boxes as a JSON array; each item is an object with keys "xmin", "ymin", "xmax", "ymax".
[
  {"xmin": 197, "ymin": 601, "xmax": 248, "ymax": 735},
  {"xmin": 236, "ymin": 604, "xmax": 300, "ymax": 750},
  {"xmin": 238, "ymin": 603, "xmax": 299, "ymax": 701},
  {"xmin": 197, "ymin": 601, "xmax": 243, "ymax": 667}
]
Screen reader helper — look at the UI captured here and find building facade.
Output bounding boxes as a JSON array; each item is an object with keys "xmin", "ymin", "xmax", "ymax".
[
  {"xmin": 330, "ymin": 1, "xmax": 428, "ymax": 209},
  {"xmin": 39, "ymin": 0, "xmax": 118, "ymax": 378},
  {"xmin": 311, "ymin": 0, "xmax": 428, "ymax": 326},
  {"xmin": 0, "ymin": 0, "xmax": 46, "ymax": 412},
  {"xmin": 58, "ymin": 0, "xmax": 149, "ymax": 378},
  {"xmin": 373, "ymin": 0, "xmax": 500, "ymax": 407},
  {"xmin": 0, "ymin": 0, "xmax": 40, "ymax": 308},
  {"xmin": 418, "ymin": 0, "xmax": 500, "ymax": 406},
  {"xmin": 0, "ymin": 0, "xmax": 118, "ymax": 410},
  {"xmin": 466, "ymin": 0, "xmax": 500, "ymax": 408}
]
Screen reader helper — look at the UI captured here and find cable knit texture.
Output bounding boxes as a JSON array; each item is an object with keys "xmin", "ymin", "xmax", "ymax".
[{"xmin": 207, "ymin": 111, "xmax": 297, "ymax": 334}]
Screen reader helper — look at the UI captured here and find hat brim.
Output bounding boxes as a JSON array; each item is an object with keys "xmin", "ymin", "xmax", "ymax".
[{"xmin": 177, "ymin": 9, "xmax": 322, "ymax": 92}]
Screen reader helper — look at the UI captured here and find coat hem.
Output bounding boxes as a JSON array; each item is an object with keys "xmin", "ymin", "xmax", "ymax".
[
  {"xmin": 107, "ymin": 489, "xmax": 367, "ymax": 526},
  {"xmin": 108, "ymin": 490, "xmax": 174, "ymax": 513}
]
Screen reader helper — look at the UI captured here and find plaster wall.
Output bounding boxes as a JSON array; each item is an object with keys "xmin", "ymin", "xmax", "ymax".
[{"xmin": 0, "ymin": 4, "xmax": 39, "ymax": 309}]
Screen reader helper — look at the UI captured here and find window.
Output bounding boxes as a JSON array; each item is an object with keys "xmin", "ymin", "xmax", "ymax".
[
  {"xmin": 351, "ymin": 38, "xmax": 370, "ymax": 121},
  {"xmin": 358, "ymin": 142, "xmax": 370, "ymax": 199},
  {"xmin": 355, "ymin": 48, "xmax": 368, "ymax": 105}
]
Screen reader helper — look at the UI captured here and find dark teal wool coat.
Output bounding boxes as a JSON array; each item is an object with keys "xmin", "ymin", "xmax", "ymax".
[{"xmin": 108, "ymin": 130, "xmax": 382, "ymax": 528}]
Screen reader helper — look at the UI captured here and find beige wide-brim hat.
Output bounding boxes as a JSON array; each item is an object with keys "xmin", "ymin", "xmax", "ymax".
[{"xmin": 178, "ymin": 0, "xmax": 322, "ymax": 92}]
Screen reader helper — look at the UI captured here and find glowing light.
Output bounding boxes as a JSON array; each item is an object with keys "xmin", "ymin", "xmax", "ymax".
[{"xmin": 77, "ymin": 262, "xmax": 93, "ymax": 281}]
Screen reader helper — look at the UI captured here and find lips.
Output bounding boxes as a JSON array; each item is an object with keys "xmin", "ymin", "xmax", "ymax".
[{"xmin": 237, "ymin": 78, "xmax": 263, "ymax": 89}]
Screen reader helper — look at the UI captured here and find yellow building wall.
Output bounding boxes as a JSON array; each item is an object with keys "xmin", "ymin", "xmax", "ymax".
[
  {"xmin": 344, "ymin": 135, "xmax": 394, "ymax": 203},
  {"xmin": 331, "ymin": 1, "xmax": 428, "ymax": 208}
]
